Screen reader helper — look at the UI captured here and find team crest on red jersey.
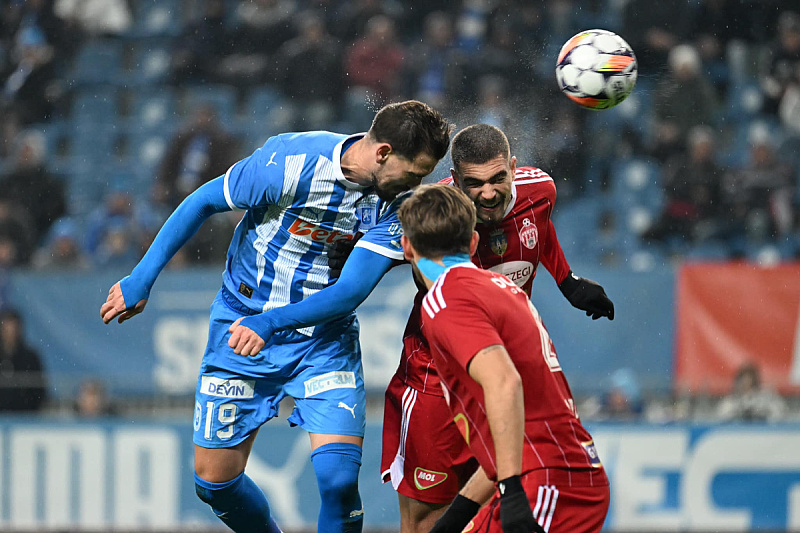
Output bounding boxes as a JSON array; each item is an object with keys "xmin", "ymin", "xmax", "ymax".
[
  {"xmin": 489, "ymin": 228, "xmax": 507, "ymax": 256},
  {"xmin": 413, "ymin": 467, "xmax": 448, "ymax": 490},
  {"xmin": 519, "ymin": 218, "xmax": 538, "ymax": 250}
]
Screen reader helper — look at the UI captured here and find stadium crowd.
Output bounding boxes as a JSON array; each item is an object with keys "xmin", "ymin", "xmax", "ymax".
[{"xmin": 0, "ymin": 0, "xmax": 799, "ymax": 419}]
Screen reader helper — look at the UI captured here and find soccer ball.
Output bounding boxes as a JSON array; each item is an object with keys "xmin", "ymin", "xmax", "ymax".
[{"xmin": 555, "ymin": 29, "xmax": 637, "ymax": 110}]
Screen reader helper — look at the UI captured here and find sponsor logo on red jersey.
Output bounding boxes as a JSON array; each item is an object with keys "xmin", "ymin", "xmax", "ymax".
[
  {"xmin": 287, "ymin": 219, "xmax": 355, "ymax": 244},
  {"xmin": 413, "ymin": 467, "xmax": 448, "ymax": 490}
]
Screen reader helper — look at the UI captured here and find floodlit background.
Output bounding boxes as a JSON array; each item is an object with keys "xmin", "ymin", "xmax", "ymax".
[{"xmin": 0, "ymin": 0, "xmax": 799, "ymax": 531}]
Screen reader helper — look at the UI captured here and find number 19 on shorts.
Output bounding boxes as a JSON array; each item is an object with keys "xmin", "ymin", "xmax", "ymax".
[{"xmin": 195, "ymin": 401, "xmax": 239, "ymax": 441}]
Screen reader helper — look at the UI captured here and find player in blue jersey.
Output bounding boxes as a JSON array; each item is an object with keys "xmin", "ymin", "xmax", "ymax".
[{"xmin": 100, "ymin": 100, "xmax": 452, "ymax": 533}]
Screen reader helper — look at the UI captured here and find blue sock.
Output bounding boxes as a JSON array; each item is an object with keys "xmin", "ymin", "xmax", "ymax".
[
  {"xmin": 195, "ymin": 471, "xmax": 281, "ymax": 533},
  {"xmin": 311, "ymin": 442, "xmax": 364, "ymax": 533}
]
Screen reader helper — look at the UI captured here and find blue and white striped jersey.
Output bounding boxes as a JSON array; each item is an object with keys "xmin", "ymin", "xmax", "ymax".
[{"xmin": 221, "ymin": 130, "xmax": 401, "ymax": 316}]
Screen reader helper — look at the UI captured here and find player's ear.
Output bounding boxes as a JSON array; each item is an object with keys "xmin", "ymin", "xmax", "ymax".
[
  {"xmin": 509, "ymin": 156, "xmax": 517, "ymax": 174},
  {"xmin": 376, "ymin": 143, "xmax": 392, "ymax": 164},
  {"xmin": 450, "ymin": 168, "xmax": 460, "ymax": 185},
  {"xmin": 469, "ymin": 231, "xmax": 479, "ymax": 256},
  {"xmin": 401, "ymin": 235, "xmax": 416, "ymax": 262}
]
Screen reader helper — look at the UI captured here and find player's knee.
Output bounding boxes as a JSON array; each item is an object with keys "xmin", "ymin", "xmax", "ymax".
[
  {"xmin": 194, "ymin": 471, "xmax": 239, "ymax": 510},
  {"xmin": 311, "ymin": 442, "xmax": 362, "ymax": 503}
]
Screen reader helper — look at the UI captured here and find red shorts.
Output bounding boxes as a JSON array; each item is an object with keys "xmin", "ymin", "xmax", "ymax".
[
  {"xmin": 468, "ymin": 468, "xmax": 610, "ymax": 533},
  {"xmin": 380, "ymin": 374, "xmax": 477, "ymax": 504}
]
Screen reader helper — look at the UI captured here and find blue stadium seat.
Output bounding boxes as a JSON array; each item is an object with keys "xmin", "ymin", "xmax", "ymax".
[
  {"xmin": 71, "ymin": 40, "xmax": 123, "ymax": 86},
  {"xmin": 128, "ymin": 89, "xmax": 178, "ymax": 130},
  {"xmin": 71, "ymin": 88, "xmax": 120, "ymax": 126},
  {"xmin": 184, "ymin": 85, "xmax": 238, "ymax": 123},
  {"xmin": 128, "ymin": 0, "xmax": 182, "ymax": 38},
  {"xmin": 609, "ymin": 157, "xmax": 663, "ymax": 211},
  {"xmin": 128, "ymin": 130, "xmax": 170, "ymax": 174},
  {"xmin": 240, "ymin": 86, "xmax": 293, "ymax": 142},
  {"xmin": 125, "ymin": 42, "xmax": 172, "ymax": 86}
]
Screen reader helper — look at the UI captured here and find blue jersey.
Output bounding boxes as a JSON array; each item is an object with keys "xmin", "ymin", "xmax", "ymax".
[{"xmin": 221, "ymin": 131, "xmax": 401, "ymax": 333}]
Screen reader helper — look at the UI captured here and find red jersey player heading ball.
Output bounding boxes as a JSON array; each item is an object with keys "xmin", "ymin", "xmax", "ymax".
[
  {"xmin": 378, "ymin": 124, "xmax": 613, "ymax": 533},
  {"xmin": 397, "ymin": 184, "xmax": 610, "ymax": 533}
]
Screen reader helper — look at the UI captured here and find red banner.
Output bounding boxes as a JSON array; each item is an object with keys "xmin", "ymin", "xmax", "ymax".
[{"xmin": 675, "ymin": 262, "xmax": 800, "ymax": 395}]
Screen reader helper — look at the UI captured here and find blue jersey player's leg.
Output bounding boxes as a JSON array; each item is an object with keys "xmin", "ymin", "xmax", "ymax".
[
  {"xmin": 284, "ymin": 317, "xmax": 368, "ymax": 532},
  {"xmin": 193, "ymin": 290, "xmax": 283, "ymax": 533}
]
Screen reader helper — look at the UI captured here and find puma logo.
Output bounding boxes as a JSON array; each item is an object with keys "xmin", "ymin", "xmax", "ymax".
[
  {"xmin": 338, "ymin": 401, "xmax": 356, "ymax": 418},
  {"xmin": 266, "ymin": 152, "xmax": 278, "ymax": 167}
]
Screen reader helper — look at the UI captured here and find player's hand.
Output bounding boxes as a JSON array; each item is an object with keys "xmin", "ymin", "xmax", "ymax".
[
  {"xmin": 228, "ymin": 317, "xmax": 266, "ymax": 356},
  {"xmin": 497, "ymin": 476, "xmax": 541, "ymax": 533},
  {"xmin": 558, "ymin": 271, "xmax": 614, "ymax": 320},
  {"xmin": 328, "ymin": 232, "xmax": 363, "ymax": 280},
  {"xmin": 429, "ymin": 494, "xmax": 481, "ymax": 533},
  {"xmin": 101, "ymin": 281, "xmax": 148, "ymax": 324}
]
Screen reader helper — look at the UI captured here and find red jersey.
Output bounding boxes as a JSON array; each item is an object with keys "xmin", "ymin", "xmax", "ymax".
[
  {"xmin": 421, "ymin": 264, "xmax": 599, "ymax": 481},
  {"xmin": 394, "ymin": 167, "xmax": 571, "ymax": 395}
]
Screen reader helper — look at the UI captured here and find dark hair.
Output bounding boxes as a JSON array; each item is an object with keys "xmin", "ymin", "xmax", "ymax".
[
  {"xmin": 451, "ymin": 124, "xmax": 510, "ymax": 175},
  {"xmin": 397, "ymin": 184, "xmax": 476, "ymax": 257},
  {"xmin": 369, "ymin": 100, "xmax": 452, "ymax": 161}
]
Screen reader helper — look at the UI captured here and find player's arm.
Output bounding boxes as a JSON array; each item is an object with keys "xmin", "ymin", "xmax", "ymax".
[
  {"xmin": 468, "ymin": 344, "xmax": 524, "ymax": 479},
  {"xmin": 228, "ymin": 246, "xmax": 396, "ymax": 356},
  {"xmin": 101, "ymin": 177, "xmax": 231, "ymax": 324},
  {"xmin": 228, "ymin": 194, "xmax": 407, "ymax": 356},
  {"xmin": 102, "ymin": 137, "xmax": 287, "ymax": 325},
  {"xmin": 541, "ymin": 218, "xmax": 615, "ymax": 321}
]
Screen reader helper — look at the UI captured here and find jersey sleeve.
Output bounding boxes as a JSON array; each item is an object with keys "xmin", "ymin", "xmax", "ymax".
[
  {"xmin": 223, "ymin": 135, "xmax": 287, "ymax": 210},
  {"xmin": 539, "ymin": 219, "xmax": 571, "ymax": 285},
  {"xmin": 423, "ymin": 278, "xmax": 504, "ymax": 371},
  {"xmin": 354, "ymin": 192, "xmax": 408, "ymax": 260}
]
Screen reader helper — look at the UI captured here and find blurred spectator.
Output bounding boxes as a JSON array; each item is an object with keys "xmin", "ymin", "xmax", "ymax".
[
  {"xmin": 622, "ymin": 0, "xmax": 691, "ymax": 78},
  {"xmin": 169, "ymin": 0, "xmax": 231, "ymax": 85},
  {"xmin": 275, "ymin": 11, "xmax": 344, "ymax": 129},
  {"xmin": 535, "ymin": 101, "xmax": 587, "ymax": 198},
  {"xmin": 643, "ymin": 125, "xmax": 725, "ymax": 244},
  {"xmin": 91, "ymin": 218, "xmax": 140, "ymax": 270},
  {"xmin": 716, "ymin": 362, "xmax": 785, "ymax": 422},
  {"xmin": 472, "ymin": 8, "xmax": 534, "ymax": 95},
  {"xmin": 85, "ymin": 190, "xmax": 159, "ymax": 255},
  {"xmin": 721, "ymin": 124, "xmax": 796, "ymax": 242},
  {"xmin": 0, "ymin": 200, "xmax": 34, "ymax": 268},
  {"xmin": 581, "ymin": 368, "xmax": 644, "ymax": 421},
  {"xmin": 54, "ymin": 0, "xmax": 132, "ymax": 38},
  {"xmin": 153, "ymin": 105, "xmax": 239, "ymax": 209},
  {"xmin": 0, "ymin": 308, "xmax": 47, "ymax": 412},
  {"xmin": 344, "ymin": 15, "xmax": 405, "ymax": 106},
  {"xmin": 0, "ymin": 130, "xmax": 66, "ymax": 244},
  {"xmin": 334, "ymin": 0, "xmax": 404, "ymax": 42},
  {"xmin": 73, "ymin": 378, "xmax": 114, "ymax": 418},
  {"xmin": 404, "ymin": 11, "xmax": 467, "ymax": 115},
  {"xmin": 32, "ymin": 217, "xmax": 90, "ymax": 271},
  {"xmin": 761, "ymin": 11, "xmax": 800, "ymax": 133},
  {"xmin": 2, "ymin": 25, "xmax": 62, "ymax": 124},
  {"xmin": 651, "ymin": 44, "xmax": 718, "ymax": 162},
  {"xmin": 233, "ymin": 0, "xmax": 298, "ymax": 56},
  {"xmin": 689, "ymin": 0, "xmax": 749, "ymax": 96}
]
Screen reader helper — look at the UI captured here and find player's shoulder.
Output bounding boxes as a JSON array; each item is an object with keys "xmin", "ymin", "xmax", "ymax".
[
  {"xmin": 513, "ymin": 166, "xmax": 556, "ymax": 201},
  {"xmin": 271, "ymin": 130, "xmax": 349, "ymax": 154},
  {"xmin": 428, "ymin": 265, "xmax": 493, "ymax": 305}
]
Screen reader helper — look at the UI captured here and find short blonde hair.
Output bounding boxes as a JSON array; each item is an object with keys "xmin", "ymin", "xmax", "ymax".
[{"xmin": 397, "ymin": 184, "xmax": 476, "ymax": 258}]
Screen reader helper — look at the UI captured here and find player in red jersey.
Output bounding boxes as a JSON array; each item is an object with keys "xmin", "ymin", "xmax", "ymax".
[
  {"xmin": 380, "ymin": 124, "xmax": 613, "ymax": 532},
  {"xmin": 396, "ymin": 184, "xmax": 610, "ymax": 533}
]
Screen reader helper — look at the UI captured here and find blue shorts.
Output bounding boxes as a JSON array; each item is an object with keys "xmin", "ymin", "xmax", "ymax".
[{"xmin": 193, "ymin": 287, "xmax": 366, "ymax": 448}]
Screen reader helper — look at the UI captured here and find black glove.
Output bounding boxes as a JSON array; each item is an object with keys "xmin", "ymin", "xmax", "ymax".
[
  {"xmin": 498, "ymin": 476, "xmax": 541, "ymax": 533},
  {"xmin": 558, "ymin": 270, "xmax": 615, "ymax": 320},
  {"xmin": 429, "ymin": 494, "xmax": 481, "ymax": 533},
  {"xmin": 328, "ymin": 232, "xmax": 363, "ymax": 280}
]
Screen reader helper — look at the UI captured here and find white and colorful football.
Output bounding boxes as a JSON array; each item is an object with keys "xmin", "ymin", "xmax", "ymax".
[{"xmin": 555, "ymin": 29, "xmax": 637, "ymax": 110}]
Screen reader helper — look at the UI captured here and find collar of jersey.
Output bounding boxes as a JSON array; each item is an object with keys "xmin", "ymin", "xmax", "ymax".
[
  {"xmin": 418, "ymin": 254, "xmax": 474, "ymax": 281},
  {"xmin": 335, "ymin": 132, "xmax": 369, "ymax": 190},
  {"xmin": 504, "ymin": 181, "xmax": 518, "ymax": 218}
]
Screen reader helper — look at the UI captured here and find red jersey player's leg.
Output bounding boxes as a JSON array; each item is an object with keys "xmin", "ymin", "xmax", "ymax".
[
  {"xmin": 468, "ymin": 469, "xmax": 610, "ymax": 533},
  {"xmin": 381, "ymin": 373, "xmax": 477, "ymax": 504}
]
